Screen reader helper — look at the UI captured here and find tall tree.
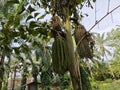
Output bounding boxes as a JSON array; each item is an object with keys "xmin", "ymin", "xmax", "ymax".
[
  {"xmin": 0, "ymin": 0, "xmax": 97, "ymax": 90},
  {"xmin": 106, "ymin": 27, "xmax": 120, "ymax": 59},
  {"xmin": 94, "ymin": 33, "xmax": 112, "ymax": 61}
]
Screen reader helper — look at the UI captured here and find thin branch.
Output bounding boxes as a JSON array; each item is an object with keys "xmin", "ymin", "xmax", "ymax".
[
  {"xmin": 88, "ymin": 4, "xmax": 120, "ymax": 32},
  {"xmin": 75, "ymin": 4, "xmax": 120, "ymax": 52}
]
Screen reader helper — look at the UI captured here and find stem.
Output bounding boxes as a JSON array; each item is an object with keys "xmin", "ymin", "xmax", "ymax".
[
  {"xmin": 0, "ymin": 51, "xmax": 5, "ymax": 89},
  {"xmin": 64, "ymin": 19, "xmax": 70, "ymax": 30},
  {"xmin": 63, "ymin": 8, "xmax": 70, "ymax": 31},
  {"xmin": 12, "ymin": 67, "xmax": 16, "ymax": 90},
  {"xmin": 64, "ymin": 8, "xmax": 82, "ymax": 90}
]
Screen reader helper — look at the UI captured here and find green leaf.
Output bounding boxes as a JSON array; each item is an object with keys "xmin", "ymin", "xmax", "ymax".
[
  {"xmin": 37, "ymin": 2, "xmax": 41, "ymax": 7},
  {"xmin": 35, "ymin": 50, "xmax": 40, "ymax": 61},
  {"xmin": 32, "ymin": 30, "xmax": 39, "ymax": 36},
  {"xmin": 14, "ymin": 15, "xmax": 21, "ymax": 28},
  {"xmin": 12, "ymin": 32, "xmax": 19, "ymax": 37},
  {"xmin": 18, "ymin": 6, "xmax": 26, "ymax": 14},
  {"xmin": 105, "ymin": 48, "xmax": 112, "ymax": 56},
  {"xmin": 32, "ymin": 40, "xmax": 38, "ymax": 46},
  {"xmin": 26, "ymin": 15, "xmax": 34, "ymax": 21},
  {"xmin": 101, "ymin": 33, "xmax": 105, "ymax": 40},
  {"xmin": 20, "ymin": 44, "xmax": 29, "ymax": 53},
  {"xmin": 7, "ymin": 16, "xmax": 14, "ymax": 26},
  {"xmin": 93, "ymin": 0, "xmax": 96, "ymax": 2},
  {"xmin": 29, "ymin": 21, "xmax": 39, "ymax": 28},
  {"xmin": 18, "ymin": 25, "xmax": 27, "ymax": 39},
  {"xmin": 13, "ymin": 47, "xmax": 20, "ymax": 55},
  {"xmin": 18, "ymin": 25, "xmax": 24, "ymax": 34},
  {"xmin": 7, "ymin": 0, "xmax": 19, "ymax": 4},
  {"xmin": 5, "ymin": 45, "xmax": 12, "ymax": 53},
  {"xmin": 35, "ymin": 27, "xmax": 49, "ymax": 36},
  {"xmin": 5, "ymin": 0, "xmax": 19, "ymax": 8},
  {"xmin": 76, "ymin": 0, "xmax": 82, "ymax": 4},
  {"xmin": 27, "ymin": 5, "xmax": 35, "ymax": 13},
  {"xmin": 1, "ymin": 22, "xmax": 5, "ymax": 26},
  {"xmin": 38, "ymin": 14, "xmax": 46, "ymax": 19},
  {"xmin": 34, "ymin": 12, "xmax": 40, "ymax": 17}
]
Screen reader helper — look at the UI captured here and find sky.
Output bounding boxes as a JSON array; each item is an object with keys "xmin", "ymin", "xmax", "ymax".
[{"xmin": 82, "ymin": 0, "xmax": 120, "ymax": 33}]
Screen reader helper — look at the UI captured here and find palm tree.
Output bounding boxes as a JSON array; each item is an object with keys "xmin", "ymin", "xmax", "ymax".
[
  {"xmin": 0, "ymin": 0, "xmax": 98, "ymax": 90},
  {"xmin": 106, "ymin": 28, "xmax": 120, "ymax": 59},
  {"xmin": 94, "ymin": 33, "xmax": 112, "ymax": 61}
]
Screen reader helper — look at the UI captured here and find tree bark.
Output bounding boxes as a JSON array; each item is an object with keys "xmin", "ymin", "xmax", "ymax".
[
  {"xmin": 0, "ymin": 51, "xmax": 5, "ymax": 90},
  {"xmin": 64, "ymin": 18, "xmax": 82, "ymax": 90},
  {"xmin": 12, "ymin": 67, "xmax": 16, "ymax": 90}
]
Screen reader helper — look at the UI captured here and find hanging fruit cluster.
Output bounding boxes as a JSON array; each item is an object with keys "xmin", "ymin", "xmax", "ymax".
[
  {"xmin": 71, "ymin": 18, "xmax": 95, "ymax": 59},
  {"xmin": 51, "ymin": 15, "xmax": 70, "ymax": 74}
]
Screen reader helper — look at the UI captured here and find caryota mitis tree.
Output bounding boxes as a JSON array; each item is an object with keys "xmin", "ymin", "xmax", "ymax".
[
  {"xmin": 46, "ymin": 0, "xmax": 95, "ymax": 90},
  {"xmin": 0, "ymin": 0, "xmax": 96, "ymax": 90}
]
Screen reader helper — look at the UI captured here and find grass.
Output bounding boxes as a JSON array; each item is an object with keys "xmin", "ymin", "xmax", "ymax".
[{"xmin": 92, "ymin": 79, "xmax": 120, "ymax": 90}]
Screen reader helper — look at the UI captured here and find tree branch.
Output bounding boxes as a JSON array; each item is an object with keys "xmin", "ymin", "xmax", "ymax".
[{"xmin": 88, "ymin": 4, "xmax": 120, "ymax": 32}]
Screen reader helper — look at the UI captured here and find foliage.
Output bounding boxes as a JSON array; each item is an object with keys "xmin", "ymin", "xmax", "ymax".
[
  {"xmin": 110, "ymin": 59, "xmax": 120, "ymax": 79},
  {"xmin": 93, "ymin": 33, "xmax": 112, "ymax": 61},
  {"xmin": 80, "ymin": 60, "xmax": 92, "ymax": 90},
  {"xmin": 92, "ymin": 79, "xmax": 120, "ymax": 90},
  {"xmin": 21, "ymin": 61, "xmax": 29, "ymax": 90},
  {"xmin": 3, "ymin": 0, "xmax": 120, "ymax": 90},
  {"xmin": 91, "ymin": 61, "xmax": 111, "ymax": 81},
  {"xmin": 40, "ymin": 47, "xmax": 53, "ymax": 90},
  {"xmin": 59, "ymin": 73, "xmax": 71, "ymax": 90},
  {"xmin": 106, "ymin": 27, "xmax": 120, "ymax": 58}
]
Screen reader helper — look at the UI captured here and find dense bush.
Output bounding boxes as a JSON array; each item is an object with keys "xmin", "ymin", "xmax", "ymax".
[
  {"xmin": 110, "ymin": 59, "xmax": 120, "ymax": 79},
  {"xmin": 91, "ymin": 61, "xmax": 111, "ymax": 81}
]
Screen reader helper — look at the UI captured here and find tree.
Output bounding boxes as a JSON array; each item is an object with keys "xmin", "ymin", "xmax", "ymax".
[
  {"xmin": 106, "ymin": 27, "xmax": 120, "ymax": 59},
  {"xmin": 0, "ymin": 0, "xmax": 97, "ymax": 90},
  {"xmin": 110, "ymin": 58, "xmax": 120, "ymax": 79},
  {"xmin": 94, "ymin": 33, "xmax": 112, "ymax": 61},
  {"xmin": 91, "ymin": 61, "xmax": 111, "ymax": 81}
]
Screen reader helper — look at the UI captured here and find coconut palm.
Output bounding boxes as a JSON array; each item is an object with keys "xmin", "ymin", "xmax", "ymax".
[
  {"xmin": 106, "ymin": 28, "xmax": 120, "ymax": 59},
  {"xmin": 94, "ymin": 33, "xmax": 112, "ymax": 61}
]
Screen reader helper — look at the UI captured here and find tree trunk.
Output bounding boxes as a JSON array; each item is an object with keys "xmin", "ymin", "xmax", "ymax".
[
  {"xmin": 69, "ymin": 59, "xmax": 82, "ymax": 90},
  {"xmin": 21, "ymin": 64, "xmax": 28, "ymax": 90},
  {"xmin": 64, "ymin": 18, "xmax": 82, "ymax": 90},
  {"xmin": 0, "ymin": 52, "xmax": 5, "ymax": 90},
  {"xmin": 12, "ymin": 67, "xmax": 16, "ymax": 90},
  {"xmin": 32, "ymin": 65, "xmax": 38, "ymax": 90}
]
